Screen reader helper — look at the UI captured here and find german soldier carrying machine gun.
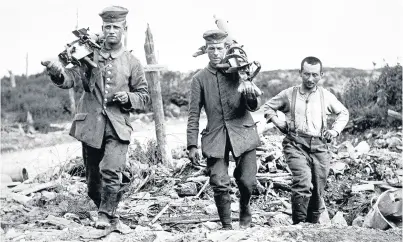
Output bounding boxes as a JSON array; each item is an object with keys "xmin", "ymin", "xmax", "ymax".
[
  {"xmin": 187, "ymin": 16, "xmax": 263, "ymax": 229},
  {"xmin": 41, "ymin": 6, "xmax": 150, "ymax": 230}
]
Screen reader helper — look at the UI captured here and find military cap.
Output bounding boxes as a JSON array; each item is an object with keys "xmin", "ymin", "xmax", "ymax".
[
  {"xmin": 203, "ymin": 29, "xmax": 228, "ymax": 44},
  {"xmin": 99, "ymin": 6, "xmax": 129, "ymax": 23}
]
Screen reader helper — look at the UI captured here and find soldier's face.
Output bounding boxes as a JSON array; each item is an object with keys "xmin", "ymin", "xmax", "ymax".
[
  {"xmin": 206, "ymin": 43, "xmax": 226, "ymax": 66},
  {"xmin": 300, "ymin": 62, "xmax": 323, "ymax": 90},
  {"xmin": 102, "ymin": 21, "xmax": 126, "ymax": 45}
]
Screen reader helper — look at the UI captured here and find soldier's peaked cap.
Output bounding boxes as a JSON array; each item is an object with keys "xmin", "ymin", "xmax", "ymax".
[
  {"xmin": 99, "ymin": 6, "xmax": 128, "ymax": 23},
  {"xmin": 203, "ymin": 29, "xmax": 228, "ymax": 44}
]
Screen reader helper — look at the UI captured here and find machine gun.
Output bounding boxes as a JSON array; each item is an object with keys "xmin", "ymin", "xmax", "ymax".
[
  {"xmin": 58, "ymin": 28, "xmax": 104, "ymax": 68},
  {"xmin": 193, "ymin": 16, "xmax": 262, "ymax": 96}
]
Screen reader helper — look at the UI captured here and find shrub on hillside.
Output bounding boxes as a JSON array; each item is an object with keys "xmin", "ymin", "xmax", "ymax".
[{"xmin": 341, "ymin": 64, "xmax": 402, "ymax": 128}]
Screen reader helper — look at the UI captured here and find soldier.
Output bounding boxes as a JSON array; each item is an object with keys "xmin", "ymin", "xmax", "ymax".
[
  {"xmin": 42, "ymin": 6, "xmax": 149, "ymax": 229},
  {"xmin": 263, "ymin": 56, "xmax": 349, "ymax": 224},
  {"xmin": 187, "ymin": 29, "xmax": 262, "ymax": 229}
]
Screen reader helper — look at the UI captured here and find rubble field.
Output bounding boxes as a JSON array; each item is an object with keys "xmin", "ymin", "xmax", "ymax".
[{"xmin": 1, "ymin": 127, "xmax": 402, "ymax": 241}]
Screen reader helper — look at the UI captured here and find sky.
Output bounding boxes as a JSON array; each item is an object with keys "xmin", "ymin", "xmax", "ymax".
[{"xmin": 0, "ymin": 0, "xmax": 402, "ymax": 77}]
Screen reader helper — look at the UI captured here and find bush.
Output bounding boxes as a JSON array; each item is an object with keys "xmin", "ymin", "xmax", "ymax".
[{"xmin": 341, "ymin": 64, "xmax": 402, "ymax": 128}]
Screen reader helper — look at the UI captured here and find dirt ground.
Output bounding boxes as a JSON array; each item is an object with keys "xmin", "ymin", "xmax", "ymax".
[{"xmin": 1, "ymin": 111, "xmax": 402, "ymax": 242}]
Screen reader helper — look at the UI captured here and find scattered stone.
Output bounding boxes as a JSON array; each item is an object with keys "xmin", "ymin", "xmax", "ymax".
[
  {"xmin": 41, "ymin": 191, "xmax": 56, "ymax": 201},
  {"xmin": 386, "ymin": 137, "xmax": 402, "ymax": 148},
  {"xmin": 374, "ymin": 139, "xmax": 387, "ymax": 148},
  {"xmin": 319, "ymin": 207, "xmax": 331, "ymax": 225},
  {"xmin": 204, "ymin": 204, "xmax": 217, "ymax": 215},
  {"xmin": 338, "ymin": 141, "xmax": 355, "ymax": 157},
  {"xmin": 330, "ymin": 162, "xmax": 348, "ymax": 175},
  {"xmin": 203, "ymin": 221, "xmax": 220, "ymax": 230},
  {"xmin": 63, "ymin": 213, "xmax": 81, "ymax": 223},
  {"xmin": 169, "ymin": 191, "xmax": 180, "ymax": 199},
  {"xmin": 352, "ymin": 215, "xmax": 365, "ymax": 227},
  {"xmin": 267, "ymin": 213, "xmax": 292, "ymax": 226},
  {"xmin": 175, "ymin": 182, "xmax": 198, "ymax": 197},
  {"xmin": 331, "ymin": 211, "xmax": 347, "ymax": 226},
  {"xmin": 150, "ymin": 223, "xmax": 163, "ymax": 231},
  {"xmin": 231, "ymin": 202, "xmax": 239, "ymax": 212},
  {"xmin": 354, "ymin": 141, "xmax": 370, "ymax": 156}
]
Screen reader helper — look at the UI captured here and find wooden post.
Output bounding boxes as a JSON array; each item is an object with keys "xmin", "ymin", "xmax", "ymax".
[{"xmin": 144, "ymin": 24, "xmax": 173, "ymax": 167}]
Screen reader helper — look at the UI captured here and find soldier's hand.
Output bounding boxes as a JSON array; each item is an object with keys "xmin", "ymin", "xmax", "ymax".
[
  {"xmin": 188, "ymin": 147, "xmax": 200, "ymax": 166},
  {"xmin": 113, "ymin": 92, "xmax": 129, "ymax": 104},
  {"xmin": 271, "ymin": 116, "xmax": 288, "ymax": 134},
  {"xmin": 323, "ymin": 129, "xmax": 338, "ymax": 141},
  {"xmin": 41, "ymin": 60, "xmax": 63, "ymax": 77}
]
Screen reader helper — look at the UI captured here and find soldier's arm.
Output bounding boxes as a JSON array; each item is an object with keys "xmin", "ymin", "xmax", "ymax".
[
  {"xmin": 50, "ymin": 64, "xmax": 88, "ymax": 89},
  {"xmin": 263, "ymin": 90, "xmax": 288, "ymax": 122},
  {"xmin": 122, "ymin": 56, "xmax": 150, "ymax": 111},
  {"xmin": 326, "ymin": 91, "xmax": 350, "ymax": 135},
  {"xmin": 187, "ymin": 77, "xmax": 203, "ymax": 150}
]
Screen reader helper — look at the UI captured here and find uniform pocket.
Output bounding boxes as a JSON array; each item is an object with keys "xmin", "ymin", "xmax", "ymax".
[{"xmin": 74, "ymin": 113, "xmax": 88, "ymax": 121}]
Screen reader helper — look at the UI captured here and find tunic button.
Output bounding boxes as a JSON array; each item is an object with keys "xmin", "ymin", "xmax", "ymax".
[
  {"xmin": 104, "ymin": 98, "xmax": 107, "ymax": 102},
  {"xmin": 103, "ymin": 106, "xmax": 106, "ymax": 109},
  {"xmin": 105, "ymin": 90, "xmax": 108, "ymax": 94},
  {"xmin": 106, "ymin": 84, "xmax": 110, "ymax": 88},
  {"xmin": 107, "ymin": 71, "xmax": 111, "ymax": 75},
  {"xmin": 108, "ymin": 64, "xmax": 112, "ymax": 67},
  {"xmin": 107, "ymin": 78, "xmax": 111, "ymax": 81}
]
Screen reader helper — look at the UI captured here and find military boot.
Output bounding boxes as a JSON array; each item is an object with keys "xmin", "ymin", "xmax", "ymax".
[
  {"xmin": 239, "ymin": 192, "xmax": 252, "ymax": 228},
  {"xmin": 96, "ymin": 191, "xmax": 119, "ymax": 229},
  {"xmin": 306, "ymin": 197, "xmax": 324, "ymax": 224},
  {"xmin": 214, "ymin": 193, "xmax": 233, "ymax": 230},
  {"xmin": 291, "ymin": 196, "xmax": 310, "ymax": 225}
]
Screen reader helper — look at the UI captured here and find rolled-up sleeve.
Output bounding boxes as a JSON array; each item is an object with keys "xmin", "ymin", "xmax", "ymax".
[
  {"xmin": 263, "ymin": 90, "xmax": 288, "ymax": 122},
  {"xmin": 125, "ymin": 57, "xmax": 150, "ymax": 111},
  {"xmin": 327, "ymin": 92, "xmax": 349, "ymax": 134},
  {"xmin": 187, "ymin": 77, "xmax": 203, "ymax": 149}
]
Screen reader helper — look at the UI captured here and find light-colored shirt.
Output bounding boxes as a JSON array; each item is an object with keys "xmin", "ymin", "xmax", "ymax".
[{"xmin": 263, "ymin": 85, "xmax": 349, "ymax": 137}]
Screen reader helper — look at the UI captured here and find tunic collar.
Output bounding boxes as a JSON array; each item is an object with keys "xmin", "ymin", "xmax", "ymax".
[{"xmin": 99, "ymin": 43, "xmax": 126, "ymax": 60}]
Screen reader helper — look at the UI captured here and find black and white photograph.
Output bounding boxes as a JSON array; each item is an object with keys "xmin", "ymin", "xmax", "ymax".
[{"xmin": 0, "ymin": 0, "xmax": 402, "ymax": 241}]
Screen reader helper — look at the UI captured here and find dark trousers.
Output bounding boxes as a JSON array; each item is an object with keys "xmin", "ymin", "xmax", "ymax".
[
  {"xmin": 207, "ymin": 136, "xmax": 257, "ymax": 197},
  {"xmin": 282, "ymin": 132, "xmax": 330, "ymax": 223},
  {"xmin": 82, "ymin": 118, "xmax": 128, "ymax": 208}
]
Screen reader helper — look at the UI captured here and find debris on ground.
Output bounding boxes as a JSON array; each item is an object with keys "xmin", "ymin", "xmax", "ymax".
[{"xmin": 1, "ymin": 126, "xmax": 401, "ymax": 241}]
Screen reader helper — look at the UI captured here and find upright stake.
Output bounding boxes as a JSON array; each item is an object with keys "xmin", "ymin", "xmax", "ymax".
[{"xmin": 144, "ymin": 24, "xmax": 172, "ymax": 167}]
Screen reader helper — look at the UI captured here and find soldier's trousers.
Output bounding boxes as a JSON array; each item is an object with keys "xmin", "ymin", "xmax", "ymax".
[
  {"xmin": 282, "ymin": 132, "xmax": 330, "ymax": 223},
  {"xmin": 82, "ymin": 118, "xmax": 129, "ymax": 209},
  {"xmin": 206, "ymin": 135, "xmax": 257, "ymax": 197}
]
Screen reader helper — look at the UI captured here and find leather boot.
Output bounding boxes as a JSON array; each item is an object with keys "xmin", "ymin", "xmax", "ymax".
[
  {"xmin": 239, "ymin": 192, "xmax": 252, "ymax": 228},
  {"xmin": 214, "ymin": 193, "xmax": 232, "ymax": 230},
  {"xmin": 291, "ymin": 196, "xmax": 310, "ymax": 225},
  {"xmin": 306, "ymin": 197, "xmax": 324, "ymax": 224},
  {"xmin": 96, "ymin": 191, "xmax": 119, "ymax": 229}
]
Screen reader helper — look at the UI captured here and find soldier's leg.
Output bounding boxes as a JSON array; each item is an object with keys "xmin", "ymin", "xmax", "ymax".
[
  {"xmin": 207, "ymin": 146, "xmax": 232, "ymax": 229},
  {"xmin": 283, "ymin": 139, "xmax": 313, "ymax": 224},
  {"xmin": 82, "ymin": 142, "xmax": 104, "ymax": 208},
  {"xmin": 233, "ymin": 148, "xmax": 257, "ymax": 228},
  {"xmin": 306, "ymin": 139, "xmax": 330, "ymax": 223},
  {"xmin": 97, "ymin": 121, "xmax": 128, "ymax": 228}
]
